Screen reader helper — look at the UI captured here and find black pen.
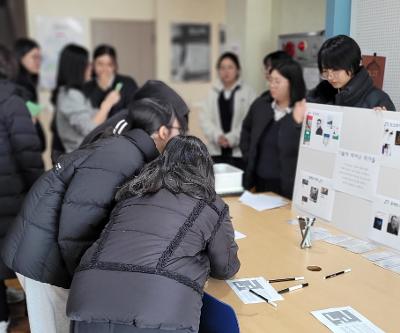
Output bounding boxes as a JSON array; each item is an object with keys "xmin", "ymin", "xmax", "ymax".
[
  {"xmin": 324, "ymin": 268, "xmax": 351, "ymax": 279},
  {"xmin": 268, "ymin": 276, "xmax": 304, "ymax": 283},
  {"xmin": 277, "ymin": 283, "xmax": 309, "ymax": 294},
  {"xmin": 249, "ymin": 289, "xmax": 277, "ymax": 307}
]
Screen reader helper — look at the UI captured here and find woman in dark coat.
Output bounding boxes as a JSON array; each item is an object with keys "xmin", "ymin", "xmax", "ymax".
[
  {"xmin": 240, "ymin": 60, "xmax": 306, "ymax": 199},
  {"xmin": 307, "ymin": 35, "xmax": 395, "ymax": 111},
  {"xmin": 2, "ymin": 97, "xmax": 183, "ymax": 333},
  {"xmin": 0, "ymin": 44, "xmax": 44, "ymax": 332},
  {"xmin": 67, "ymin": 135, "xmax": 240, "ymax": 333},
  {"xmin": 83, "ymin": 44, "xmax": 138, "ymax": 119}
]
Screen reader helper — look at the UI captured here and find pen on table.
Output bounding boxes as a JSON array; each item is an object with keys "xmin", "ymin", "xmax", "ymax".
[
  {"xmin": 249, "ymin": 289, "xmax": 277, "ymax": 308},
  {"xmin": 277, "ymin": 283, "xmax": 309, "ymax": 294},
  {"xmin": 324, "ymin": 268, "xmax": 351, "ymax": 279},
  {"xmin": 267, "ymin": 276, "xmax": 304, "ymax": 283}
]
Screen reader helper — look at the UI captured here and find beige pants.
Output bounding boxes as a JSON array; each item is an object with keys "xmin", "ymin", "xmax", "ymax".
[{"xmin": 17, "ymin": 274, "xmax": 70, "ymax": 333}]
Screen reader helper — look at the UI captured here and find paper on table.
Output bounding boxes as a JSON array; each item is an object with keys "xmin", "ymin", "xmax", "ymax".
[
  {"xmin": 389, "ymin": 265, "xmax": 400, "ymax": 274},
  {"xmin": 337, "ymin": 238, "xmax": 366, "ymax": 248},
  {"xmin": 346, "ymin": 242, "xmax": 378, "ymax": 254},
  {"xmin": 311, "ymin": 306, "xmax": 385, "ymax": 333},
  {"xmin": 234, "ymin": 230, "xmax": 246, "ymax": 240},
  {"xmin": 239, "ymin": 191, "xmax": 288, "ymax": 212},
  {"xmin": 362, "ymin": 250, "xmax": 399, "ymax": 262},
  {"xmin": 311, "ymin": 228, "xmax": 332, "ymax": 241},
  {"xmin": 226, "ymin": 277, "xmax": 283, "ymax": 304},
  {"xmin": 374, "ymin": 256, "xmax": 400, "ymax": 269},
  {"xmin": 323, "ymin": 235, "xmax": 353, "ymax": 245}
]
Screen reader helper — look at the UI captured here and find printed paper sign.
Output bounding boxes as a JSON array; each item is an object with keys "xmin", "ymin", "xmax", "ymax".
[
  {"xmin": 380, "ymin": 119, "xmax": 400, "ymax": 169},
  {"xmin": 333, "ymin": 149, "xmax": 379, "ymax": 201},
  {"xmin": 369, "ymin": 196, "xmax": 400, "ymax": 251},
  {"xmin": 302, "ymin": 108, "xmax": 343, "ymax": 153},
  {"xmin": 294, "ymin": 171, "xmax": 335, "ymax": 221}
]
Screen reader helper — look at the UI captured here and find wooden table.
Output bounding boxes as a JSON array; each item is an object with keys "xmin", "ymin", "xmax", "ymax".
[{"xmin": 205, "ymin": 195, "xmax": 400, "ymax": 332}]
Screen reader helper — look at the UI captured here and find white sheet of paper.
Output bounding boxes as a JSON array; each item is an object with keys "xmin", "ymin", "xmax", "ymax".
[
  {"xmin": 226, "ymin": 277, "xmax": 283, "ymax": 304},
  {"xmin": 234, "ymin": 230, "xmax": 246, "ymax": 240},
  {"xmin": 389, "ymin": 265, "xmax": 400, "ymax": 274},
  {"xmin": 362, "ymin": 250, "xmax": 399, "ymax": 262},
  {"xmin": 239, "ymin": 191, "xmax": 288, "ymax": 212},
  {"xmin": 380, "ymin": 119, "xmax": 400, "ymax": 169},
  {"xmin": 323, "ymin": 235, "xmax": 353, "ymax": 245},
  {"xmin": 346, "ymin": 242, "xmax": 378, "ymax": 254},
  {"xmin": 311, "ymin": 227, "xmax": 332, "ymax": 241},
  {"xmin": 287, "ymin": 219, "xmax": 299, "ymax": 225},
  {"xmin": 333, "ymin": 149, "xmax": 379, "ymax": 201},
  {"xmin": 337, "ymin": 238, "xmax": 366, "ymax": 248},
  {"xmin": 311, "ymin": 306, "xmax": 385, "ymax": 333},
  {"xmin": 294, "ymin": 171, "xmax": 336, "ymax": 221},
  {"xmin": 374, "ymin": 256, "xmax": 400, "ymax": 269},
  {"xmin": 302, "ymin": 107, "xmax": 343, "ymax": 153},
  {"xmin": 368, "ymin": 195, "xmax": 400, "ymax": 251}
]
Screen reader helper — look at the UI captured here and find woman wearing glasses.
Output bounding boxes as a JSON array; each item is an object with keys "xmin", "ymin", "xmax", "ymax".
[
  {"xmin": 240, "ymin": 60, "xmax": 306, "ymax": 199},
  {"xmin": 308, "ymin": 35, "xmax": 395, "ymax": 110}
]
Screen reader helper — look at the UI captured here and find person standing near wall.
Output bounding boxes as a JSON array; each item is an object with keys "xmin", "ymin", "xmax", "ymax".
[
  {"xmin": 200, "ymin": 52, "xmax": 256, "ymax": 170},
  {"xmin": 307, "ymin": 35, "xmax": 395, "ymax": 111},
  {"xmin": 0, "ymin": 44, "xmax": 44, "ymax": 333},
  {"xmin": 83, "ymin": 44, "xmax": 138, "ymax": 119}
]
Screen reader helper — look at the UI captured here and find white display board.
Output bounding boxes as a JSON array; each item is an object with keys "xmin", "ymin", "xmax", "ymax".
[{"xmin": 293, "ymin": 103, "xmax": 400, "ymax": 251}]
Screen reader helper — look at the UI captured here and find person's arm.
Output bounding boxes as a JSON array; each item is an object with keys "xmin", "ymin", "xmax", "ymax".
[
  {"xmin": 225, "ymin": 87, "xmax": 257, "ymax": 148},
  {"xmin": 5, "ymin": 96, "xmax": 44, "ymax": 187},
  {"xmin": 239, "ymin": 101, "xmax": 256, "ymax": 163},
  {"xmin": 207, "ymin": 205, "xmax": 240, "ymax": 279},
  {"xmin": 199, "ymin": 90, "xmax": 224, "ymax": 144}
]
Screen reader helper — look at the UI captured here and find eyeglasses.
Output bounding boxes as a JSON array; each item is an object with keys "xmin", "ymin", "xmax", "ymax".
[{"xmin": 320, "ymin": 69, "xmax": 342, "ymax": 80}]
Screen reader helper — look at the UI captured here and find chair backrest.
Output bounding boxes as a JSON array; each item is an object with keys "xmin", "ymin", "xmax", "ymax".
[{"xmin": 199, "ymin": 292, "xmax": 240, "ymax": 333}]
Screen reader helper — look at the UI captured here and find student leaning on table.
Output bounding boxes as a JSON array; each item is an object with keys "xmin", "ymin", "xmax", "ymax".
[
  {"xmin": 2, "ymin": 95, "xmax": 185, "ymax": 333},
  {"xmin": 67, "ymin": 135, "xmax": 240, "ymax": 333}
]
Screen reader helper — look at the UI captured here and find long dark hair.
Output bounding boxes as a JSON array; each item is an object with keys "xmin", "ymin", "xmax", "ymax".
[
  {"xmin": 116, "ymin": 135, "xmax": 216, "ymax": 203},
  {"xmin": 271, "ymin": 60, "xmax": 306, "ymax": 107},
  {"xmin": 14, "ymin": 38, "xmax": 40, "ymax": 85},
  {"xmin": 0, "ymin": 44, "xmax": 17, "ymax": 80},
  {"xmin": 92, "ymin": 44, "xmax": 118, "ymax": 77},
  {"xmin": 51, "ymin": 44, "xmax": 89, "ymax": 104}
]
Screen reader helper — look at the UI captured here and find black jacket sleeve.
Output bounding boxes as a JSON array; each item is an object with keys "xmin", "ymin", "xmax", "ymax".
[
  {"xmin": 207, "ymin": 205, "xmax": 240, "ymax": 279},
  {"xmin": 239, "ymin": 103, "xmax": 254, "ymax": 164},
  {"xmin": 5, "ymin": 96, "xmax": 44, "ymax": 187}
]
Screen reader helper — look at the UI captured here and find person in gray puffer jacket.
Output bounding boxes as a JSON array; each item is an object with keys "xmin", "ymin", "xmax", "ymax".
[{"xmin": 68, "ymin": 135, "xmax": 240, "ymax": 333}]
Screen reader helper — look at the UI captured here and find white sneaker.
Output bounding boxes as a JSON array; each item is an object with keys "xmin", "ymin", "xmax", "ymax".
[
  {"xmin": 0, "ymin": 321, "xmax": 9, "ymax": 333},
  {"xmin": 6, "ymin": 287, "xmax": 25, "ymax": 304}
]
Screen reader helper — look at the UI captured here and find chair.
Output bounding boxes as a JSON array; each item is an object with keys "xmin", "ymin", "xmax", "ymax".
[{"xmin": 199, "ymin": 292, "xmax": 240, "ymax": 333}]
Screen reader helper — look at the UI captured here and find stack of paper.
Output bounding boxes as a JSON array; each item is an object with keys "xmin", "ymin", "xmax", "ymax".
[
  {"xmin": 234, "ymin": 230, "xmax": 246, "ymax": 240},
  {"xmin": 239, "ymin": 191, "xmax": 288, "ymax": 212}
]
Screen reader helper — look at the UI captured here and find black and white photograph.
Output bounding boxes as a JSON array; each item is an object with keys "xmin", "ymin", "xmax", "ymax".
[
  {"xmin": 387, "ymin": 215, "xmax": 399, "ymax": 236},
  {"xmin": 373, "ymin": 217, "xmax": 383, "ymax": 230},
  {"xmin": 310, "ymin": 186, "xmax": 319, "ymax": 203},
  {"xmin": 171, "ymin": 23, "xmax": 211, "ymax": 82}
]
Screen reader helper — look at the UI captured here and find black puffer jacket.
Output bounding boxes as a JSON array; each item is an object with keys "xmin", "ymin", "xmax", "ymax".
[
  {"xmin": 0, "ymin": 80, "xmax": 44, "ymax": 278},
  {"xmin": 307, "ymin": 67, "xmax": 396, "ymax": 110},
  {"xmin": 240, "ymin": 92, "xmax": 301, "ymax": 198},
  {"xmin": 2, "ymin": 129, "xmax": 158, "ymax": 288},
  {"xmin": 67, "ymin": 189, "xmax": 240, "ymax": 332}
]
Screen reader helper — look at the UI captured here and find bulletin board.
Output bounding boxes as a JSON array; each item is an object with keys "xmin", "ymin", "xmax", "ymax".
[
  {"xmin": 292, "ymin": 103, "xmax": 400, "ymax": 251},
  {"xmin": 351, "ymin": 0, "xmax": 400, "ymax": 111}
]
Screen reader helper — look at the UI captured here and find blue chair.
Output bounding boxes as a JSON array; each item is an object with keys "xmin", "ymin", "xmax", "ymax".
[{"xmin": 199, "ymin": 292, "xmax": 240, "ymax": 333}]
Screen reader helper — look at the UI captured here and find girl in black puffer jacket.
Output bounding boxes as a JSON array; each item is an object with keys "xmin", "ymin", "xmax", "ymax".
[
  {"xmin": 0, "ymin": 44, "xmax": 44, "ymax": 332},
  {"xmin": 68, "ymin": 135, "xmax": 240, "ymax": 333}
]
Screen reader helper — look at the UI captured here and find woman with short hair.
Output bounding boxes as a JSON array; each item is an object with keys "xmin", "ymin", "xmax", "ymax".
[
  {"xmin": 307, "ymin": 35, "xmax": 395, "ymax": 110},
  {"xmin": 67, "ymin": 135, "xmax": 240, "ymax": 333}
]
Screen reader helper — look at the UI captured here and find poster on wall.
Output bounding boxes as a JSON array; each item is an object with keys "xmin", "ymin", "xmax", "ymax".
[
  {"xmin": 294, "ymin": 171, "xmax": 335, "ymax": 221},
  {"xmin": 36, "ymin": 16, "xmax": 85, "ymax": 89},
  {"xmin": 380, "ymin": 119, "xmax": 400, "ymax": 168},
  {"xmin": 333, "ymin": 149, "xmax": 379, "ymax": 201},
  {"xmin": 302, "ymin": 107, "xmax": 343, "ymax": 153},
  {"xmin": 369, "ymin": 196, "xmax": 400, "ymax": 251},
  {"xmin": 171, "ymin": 23, "xmax": 211, "ymax": 82},
  {"xmin": 362, "ymin": 54, "xmax": 386, "ymax": 90}
]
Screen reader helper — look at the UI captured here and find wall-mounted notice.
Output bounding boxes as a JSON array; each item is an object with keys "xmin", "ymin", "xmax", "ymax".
[
  {"xmin": 369, "ymin": 196, "xmax": 400, "ymax": 251},
  {"xmin": 302, "ymin": 107, "xmax": 343, "ymax": 153},
  {"xmin": 380, "ymin": 119, "xmax": 400, "ymax": 168},
  {"xmin": 333, "ymin": 149, "xmax": 379, "ymax": 201},
  {"xmin": 294, "ymin": 171, "xmax": 335, "ymax": 221}
]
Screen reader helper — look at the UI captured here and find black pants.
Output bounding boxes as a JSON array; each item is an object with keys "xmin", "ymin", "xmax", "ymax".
[
  {"xmin": 0, "ymin": 280, "xmax": 9, "ymax": 322},
  {"xmin": 254, "ymin": 176, "xmax": 282, "ymax": 195},
  {"xmin": 70, "ymin": 321, "xmax": 191, "ymax": 333}
]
